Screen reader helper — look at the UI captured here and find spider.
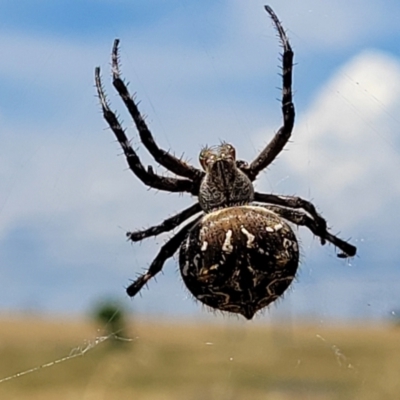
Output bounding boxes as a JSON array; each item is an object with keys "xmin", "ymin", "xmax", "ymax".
[{"xmin": 95, "ymin": 6, "xmax": 356, "ymax": 320}]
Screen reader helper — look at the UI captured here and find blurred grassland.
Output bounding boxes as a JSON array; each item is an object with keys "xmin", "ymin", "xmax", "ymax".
[{"xmin": 0, "ymin": 316, "xmax": 399, "ymax": 399}]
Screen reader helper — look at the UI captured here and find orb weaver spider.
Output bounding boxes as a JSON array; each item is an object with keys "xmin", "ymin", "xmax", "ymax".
[{"xmin": 95, "ymin": 6, "xmax": 356, "ymax": 319}]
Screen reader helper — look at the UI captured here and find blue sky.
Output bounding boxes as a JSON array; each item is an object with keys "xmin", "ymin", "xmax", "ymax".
[{"xmin": 1, "ymin": 0, "xmax": 400, "ymax": 322}]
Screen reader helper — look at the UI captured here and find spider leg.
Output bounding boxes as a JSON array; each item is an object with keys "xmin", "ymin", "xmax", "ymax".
[
  {"xmin": 126, "ymin": 215, "xmax": 202, "ymax": 297},
  {"xmin": 246, "ymin": 6, "xmax": 294, "ymax": 181},
  {"xmin": 262, "ymin": 205, "xmax": 357, "ymax": 258},
  {"xmin": 95, "ymin": 67, "xmax": 196, "ymax": 194},
  {"xmin": 254, "ymin": 192, "xmax": 327, "ymax": 243},
  {"xmin": 127, "ymin": 202, "xmax": 202, "ymax": 242},
  {"xmin": 111, "ymin": 39, "xmax": 204, "ymax": 182}
]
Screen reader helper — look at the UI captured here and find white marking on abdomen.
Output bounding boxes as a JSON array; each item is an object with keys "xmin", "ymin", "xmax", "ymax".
[
  {"xmin": 241, "ymin": 227, "xmax": 255, "ymax": 248},
  {"xmin": 222, "ymin": 229, "xmax": 233, "ymax": 253}
]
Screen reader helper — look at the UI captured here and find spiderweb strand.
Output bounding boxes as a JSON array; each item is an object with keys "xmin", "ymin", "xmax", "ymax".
[{"xmin": 0, "ymin": 333, "xmax": 130, "ymax": 384}]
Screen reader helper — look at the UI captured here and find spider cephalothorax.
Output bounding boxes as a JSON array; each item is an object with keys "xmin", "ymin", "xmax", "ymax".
[
  {"xmin": 95, "ymin": 6, "xmax": 357, "ymax": 319},
  {"xmin": 198, "ymin": 143, "xmax": 254, "ymax": 212}
]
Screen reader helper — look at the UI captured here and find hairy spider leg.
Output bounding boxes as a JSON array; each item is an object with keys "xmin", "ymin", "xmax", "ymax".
[
  {"xmin": 247, "ymin": 6, "xmax": 295, "ymax": 180},
  {"xmin": 126, "ymin": 216, "xmax": 202, "ymax": 297},
  {"xmin": 95, "ymin": 67, "xmax": 196, "ymax": 194},
  {"xmin": 111, "ymin": 39, "xmax": 204, "ymax": 182},
  {"xmin": 263, "ymin": 205, "xmax": 357, "ymax": 258},
  {"xmin": 127, "ymin": 202, "xmax": 202, "ymax": 242},
  {"xmin": 254, "ymin": 192, "xmax": 327, "ymax": 243}
]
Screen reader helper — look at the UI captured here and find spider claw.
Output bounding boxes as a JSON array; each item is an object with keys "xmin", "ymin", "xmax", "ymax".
[
  {"xmin": 126, "ymin": 273, "xmax": 151, "ymax": 297},
  {"xmin": 337, "ymin": 253, "xmax": 346, "ymax": 258},
  {"xmin": 112, "ymin": 39, "xmax": 122, "ymax": 78}
]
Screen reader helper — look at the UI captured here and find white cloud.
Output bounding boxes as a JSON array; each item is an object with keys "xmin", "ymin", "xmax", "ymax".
[{"xmin": 254, "ymin": 50, "xmax": 400, "ymax": 235}]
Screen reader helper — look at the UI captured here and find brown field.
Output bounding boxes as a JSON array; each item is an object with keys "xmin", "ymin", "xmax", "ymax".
[{"xmin": 0, "ymin": 316, "xmax": 398, "ymax": 400}]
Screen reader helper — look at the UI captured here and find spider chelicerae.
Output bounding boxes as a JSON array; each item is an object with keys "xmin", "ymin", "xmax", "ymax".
[{"xmin": 95, "ymin": 6, "xmax": 356, "ymax": 320}]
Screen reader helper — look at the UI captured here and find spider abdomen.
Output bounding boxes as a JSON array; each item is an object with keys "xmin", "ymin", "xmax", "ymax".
[{"xmin": 179, "ymin": 205, "xmax": 299, "ymax": 319}]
